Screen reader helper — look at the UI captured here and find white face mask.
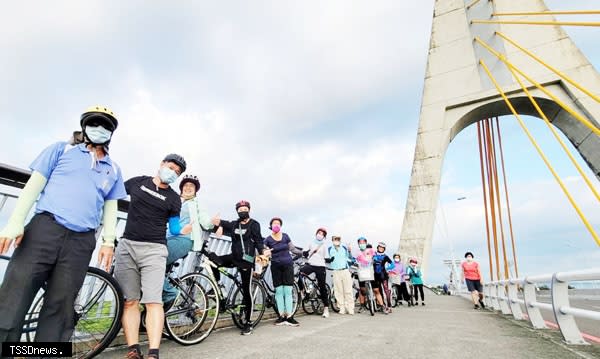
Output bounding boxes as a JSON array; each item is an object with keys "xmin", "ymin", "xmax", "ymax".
[
  {"xmin": 86, "ymin": 125, "xmax": 112, "ymax": 144},
  {"xmin": 466, "ymin": 257, "xmax": 473, "ymax": 262},
  {"xmin": 159, "ymin": 166, "xmax": 178, "ymax": 184}
]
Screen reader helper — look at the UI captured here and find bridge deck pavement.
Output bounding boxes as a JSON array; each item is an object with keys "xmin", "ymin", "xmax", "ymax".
[{"xmin": 101, "ymin": 291, "xmax": 600, "ymax": 359}]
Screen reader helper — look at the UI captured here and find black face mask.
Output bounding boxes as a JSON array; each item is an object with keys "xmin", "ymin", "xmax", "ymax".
[{"xmin": 238, "ymin": 211, "xmax": 250, "ymax": 220}]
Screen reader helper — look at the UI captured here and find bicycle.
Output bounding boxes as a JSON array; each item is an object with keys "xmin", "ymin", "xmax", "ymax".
[
  {"xmin": 184, "ymin": 249, "xmax": 268, "ymax": 332},
  {"xmin": 355, "ymin": 263, "xmax": 376, "ymax": 316},
  {"xmin": 256, "ymin": 260, "xmax": 300, "ymax": 318},
  {"xmin": 139, "ymin": 259, "xmax": 214, "ymax": 346},
  {"xmin": 293, "ymin": 256, "xmax": 339, "ymax": 315},
  {"xmin": 0, "ymin": 254, "xmax": 124, "ymax": 359}
]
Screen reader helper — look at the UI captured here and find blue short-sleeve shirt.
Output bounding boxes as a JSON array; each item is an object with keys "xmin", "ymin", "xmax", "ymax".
[{"xmin": 30, "ymin": 142, "xmax": 127, "ymax": 232}]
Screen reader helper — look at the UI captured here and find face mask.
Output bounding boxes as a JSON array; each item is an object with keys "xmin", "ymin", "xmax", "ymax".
[
  {"xmin": 466, "ymin": 257, "xmax": 473, "ymax": 262},
  {"xmin": 358, "ymin": 243, "xmax": 366, "ymax": 251},
  {"xmin": 394, "ymin": 258, "xmax": 400, "ymax": 262},
  {"xmin": 86, "ymin": 125, "xmax": 112, "ymax": 144},
  {"xmin": 316, "ymin": 234, "xmax": 324, "ymax": 241},
  {"xmin": 411, "ymin": 263, "xmax": 416, "ymax": 267},
  {"xmin": 159, "ymin": 167, "xmax": 178, "ymax": 184},
  {"xmin": 272, "ymin": 224, "xmax": 281, "ymax": 233},
  {"xmin": 238, "ymin": 211, "xmax": 250, "ymax": 220}
]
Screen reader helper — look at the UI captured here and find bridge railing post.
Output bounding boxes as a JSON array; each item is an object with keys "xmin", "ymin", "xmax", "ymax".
[
  {"xmin": 483, "ymin": 283, "xmax": 492, "ymax": 308},
  {"xmin": 498, "ymin": 281, "xmax": 512, "ymax": 315},
  {"xmin": 523, "ymin": 277, "xmax": 547, "ymax": 329},
  {"xmin": 507, "ymin": 279, "xmax": 523, "ymax": 320},
  {"xmin": 490, "ymin": 284, "xmax": 501, "ymax": 311},
  {"xmin": 551, "ymin": 273, "xmax": 588, "ymax": 345}
]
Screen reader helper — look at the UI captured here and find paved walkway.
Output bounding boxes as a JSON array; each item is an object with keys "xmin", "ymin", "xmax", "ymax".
[{"xmin": 101, "ymin": 291, "xmax": 600, "ymax": 359}]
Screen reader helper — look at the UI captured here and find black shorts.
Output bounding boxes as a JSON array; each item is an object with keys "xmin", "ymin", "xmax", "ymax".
[
  {"xmin": 271, "ymin": 262, "xmax": 295, "ymax": 287},
  {"xmin": 465, "ymin": 279, "xmax": 483, "ymax": 292},
  {"xmin": 359, "ymin": 279, "xmax": 382, "ymax": 290}
]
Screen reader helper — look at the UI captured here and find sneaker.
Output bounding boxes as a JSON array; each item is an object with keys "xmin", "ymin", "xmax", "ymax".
[
  {"xmin": 338, "ymin": 308, "xmax": 347, "ymax": 315},
  {"xmin": 479, "ymin": 299, "xmax": 486, "ymax": 309},
  {"xmin": 274, "ymin": 316, "xmax": 287, "ymax": 326},
  {"xmin": 286, "ymin": 317, "xmax": 300, "ymax": 327},
  {"xmin": 357, "ymin": 305, "xmax": 365, "ymax": 313},
  {"xmin": 421, "ymin": 302, "xmax": 425, "ymax": 306},
  {"xmin": 347, "ymin": 310, "xmax": 354, "ymax": 315},
  {"xmin": 241, "ymin": 324, "xmax": 253, "ymax": 335},
  {"xmin": 126, "ymin": 350, "xmax": 144, "ymax": 359},
  {"xmin": 322, "ymin": 307, "xmax": 330, "ymax": 318},
  {"xmin": 474, "ymin": 304, "xmax": 480, "ymax": 309}
]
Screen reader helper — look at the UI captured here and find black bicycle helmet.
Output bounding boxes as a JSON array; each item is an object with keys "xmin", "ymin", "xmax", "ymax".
[
  {"xmin": 163, "ymin": 153, "xmax": 187, "ymax": 173},
  {"xmin": 179, "ymin": 174, "xmax": 200, "ymax": 193}
]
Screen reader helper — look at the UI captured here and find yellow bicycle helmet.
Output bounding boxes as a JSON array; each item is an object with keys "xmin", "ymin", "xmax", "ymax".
[{"xmin": 80, "ymin": 105, "xmax": 118, "ymax": 132}]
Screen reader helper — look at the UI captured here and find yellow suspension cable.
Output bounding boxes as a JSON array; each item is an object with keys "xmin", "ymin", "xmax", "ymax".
[
  {"xmin": 472, "ymin": 20, "xmax": 600, "ymax": 27},
  {"xmin": 493, "ymin": 10, "xmax": 600, "ymax": 17},
  {"xmin": 474, "ymin": 36, "xmax": 600, "ymax": 137},
  {"xmin": 466, "ymin": 0, "xmax": 481, "ymax": 10},
  {"xmin": 505, "ymin": 64, "xmax": 600, "ymax": 203},
  {"xmin": 496, "ymin": 31, "xmax": 600, "ymax": 103},
  {"xmin": 479, "ymin": 59, "xmax": 600, "ymax": 246}
]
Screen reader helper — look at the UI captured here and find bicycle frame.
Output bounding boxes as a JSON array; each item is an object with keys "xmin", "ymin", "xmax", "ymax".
[{"xmin": 195, "ymin": 254, "xmax": 243, "ymax": 309}]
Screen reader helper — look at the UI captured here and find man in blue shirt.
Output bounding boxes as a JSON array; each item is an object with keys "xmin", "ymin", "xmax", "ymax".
[
  {"xmin": 328, "ymin": 236, "xmax": 356, "ymax": 315},
  {"xmin": 0, "ymin": 106, "xmax": 126, "ymax": 350}
]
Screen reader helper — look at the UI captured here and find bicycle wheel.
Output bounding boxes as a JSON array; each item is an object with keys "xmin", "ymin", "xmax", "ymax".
[
  {"xmin": 290, "ymin": 283, "xmax": 300, "ymax": 316},
  {"xmin": 365, "ymin": 282, "xmax": 375, "ymax": 316},
  {"xmin": 231, "ymin": 279, "xmax": 267, "ymax": 329},
  {"xmin": 71, "ymin": 267, "xmax": 124, "ymax": 359},
  {"xmin": 301, "ymin": 282, "xmax": 317, "ymax": 315},
  {"xmin": 164, "ymin": 273, "xmax": 218, "ymax": 345},
  {"xmin": 390, "ymin": 285, "xmax": 399, "ymax": 308},
  {"xmin": 327, "ymin": 284, "xmax": 340, "ymax": 313}
]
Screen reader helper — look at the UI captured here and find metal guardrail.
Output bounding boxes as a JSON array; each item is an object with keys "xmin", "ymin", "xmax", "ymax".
[{"xmin": 483, "ymin": 269, "xmax": 600, "ymax": 345}]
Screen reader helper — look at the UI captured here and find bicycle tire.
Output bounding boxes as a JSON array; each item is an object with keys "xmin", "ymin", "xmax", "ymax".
[
  {"xmin": 71, "ymin": 267, "xmax": 124, "ymax": 359},
  {"xmin": 231, "ymin": 279, "xmax": 267, "ymax": 329},
  {"xmin": 366, "ymin": 282, "xmax": 375, "ymax": 316},
  {"xmin": 164, "ymin": 272, "xmax": 218, "ymax": 345},
  {"xmin": 390, "ymin": 286, "xmax": 399, "ymax": 308},
  {"xmin": 327, "ymin": 284, "xmax": 340, "ymax": 313}
]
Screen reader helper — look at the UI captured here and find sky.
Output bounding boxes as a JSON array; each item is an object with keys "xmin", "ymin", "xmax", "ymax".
[{"xmin": 0, "ymin": 1, "xmax": 598, "ymax": 285}]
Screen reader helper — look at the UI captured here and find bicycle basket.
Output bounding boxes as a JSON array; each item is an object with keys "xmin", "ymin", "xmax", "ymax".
[
  {"xmin": 389, "ymin": 274, "xmax": 402, "ymax": 285},
  {"xmin": 357, "ymin": 266, "xmax": 374, "ymax": 281}
]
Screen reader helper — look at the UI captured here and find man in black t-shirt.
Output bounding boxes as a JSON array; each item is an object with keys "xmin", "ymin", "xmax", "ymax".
[
  {"xmin": 114, "ymin": 154, "xmax": 191, "ymax": 359},
  {"xmin": 210, "ymin": 200, "xmax": 270, "ymax": 335}
]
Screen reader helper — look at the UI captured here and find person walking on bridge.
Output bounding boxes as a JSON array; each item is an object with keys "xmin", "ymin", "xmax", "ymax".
[
  {"xmin": 0, "ymin": 106, "xmax": 126, "ymax": 353},
  {"xmin": 115, "ymin": 154, "xmax": 191, "ymax": 359},
  {"xmin": 461, "ymin": 251, "xmax": 485, "ymax": 309}
]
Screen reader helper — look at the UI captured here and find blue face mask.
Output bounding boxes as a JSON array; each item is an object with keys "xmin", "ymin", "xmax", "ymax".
[
  {"xmin": 159, "ymin": 167, "xmax": 178, "ymax": 184},
  {"xmin": 86, "ymin": 125, "xmax": 112, "ymax": 144}
]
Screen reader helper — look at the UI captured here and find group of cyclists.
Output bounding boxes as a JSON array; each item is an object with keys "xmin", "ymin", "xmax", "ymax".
[{"xmin": 0, "ymin": 105, "xmax": 427, "ymax": 359}]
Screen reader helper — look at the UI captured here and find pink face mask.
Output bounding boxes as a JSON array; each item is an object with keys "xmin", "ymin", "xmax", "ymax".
[{"xmin": 272, "ymin": 225, "xmax": 281, "ymax": 233}]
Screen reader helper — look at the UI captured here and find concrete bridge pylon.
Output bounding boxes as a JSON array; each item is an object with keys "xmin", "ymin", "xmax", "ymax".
[{"xmin": 399, "ymin": 0, "xmax": 600, "ymax": 277}]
